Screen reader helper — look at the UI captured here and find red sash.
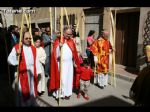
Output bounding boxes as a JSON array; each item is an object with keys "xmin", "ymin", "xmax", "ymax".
[
  {"xmin": 15, "ymin": 44, "xmax": 38, "ymax": 101},
  {"xmin": 49, "ymin": 37, "xmax": 80, "ymax": 91}
]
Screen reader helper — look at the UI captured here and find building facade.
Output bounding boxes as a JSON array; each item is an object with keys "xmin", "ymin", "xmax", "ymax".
[{"xmin": 13, "ymin": 7, "xmax": 150, "ymax": 72}]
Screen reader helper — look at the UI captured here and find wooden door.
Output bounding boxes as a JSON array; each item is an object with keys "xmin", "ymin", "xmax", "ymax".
[{"xmin": 115, "ymin": 12, "xmax": 140, "ymax": 68}]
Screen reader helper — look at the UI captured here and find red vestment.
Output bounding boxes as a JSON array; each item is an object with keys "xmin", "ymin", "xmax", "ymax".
[
  {"xmin": 15, "ymin": 44, "xmax": 38, "ymax": 101},
  {"xmin": 80, "ymin": 66, "xmax": 93, "ymax": 81},
  {"xmin": 91, "ymin": 37, "xmax": 112, "ymax": 74},
  {"xmin": 49, "ymin": 37, "xmax": 80, "ymax": 91}
]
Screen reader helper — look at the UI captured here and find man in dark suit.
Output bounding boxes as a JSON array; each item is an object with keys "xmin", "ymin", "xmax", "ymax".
[{"xmin": 42, "ymin": 27, "xmax": 52, "ymax": 77}]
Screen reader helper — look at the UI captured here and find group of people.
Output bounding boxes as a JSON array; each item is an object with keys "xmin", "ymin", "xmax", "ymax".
[
  {"xmin": 7, "ymin": 25, "xmax": 54, "ymax": 106},
  {"xmin": 7, "ymin": 24, "xmax": 114, "ymax": 106}
]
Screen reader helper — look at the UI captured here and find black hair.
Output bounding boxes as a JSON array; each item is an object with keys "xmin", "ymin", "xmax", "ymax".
[
  {"xmin": 8, "ymin": 25, "xmax": 18, "ymax": 33},
  {"xmin": 73, "ymin": 31, "xmax": 76, "ymax": 37},
  {"xmin": 88, "ymin": 30, "xmax": 95, "ymax": 37},
  {"xmin": 76, "ymin": 32, "xmax": 80, "ymax": 37},
  {"xmin": 73, "ymin": 31, "xmax": 80, "ymax": 37},
  {"xmin": 33, "ymin": 28, "xmax": 39, "ymax": 32},
  {"xmin": 100, "ymin": 29, "xmax": 104, "ymax": 36},
  {"xmin": 87, "ymin": 30, "xmax": 95, "ymax": 47},
  {"xmin": 32, "ymin": 28, "xmax": 40, "ymax": 36},
  {"xmin": 33, "ymin": 35, "xmax": 42, "ymax": 42},
  {"xmin": 97, "ymin": 35, "xmax": 101, "ymax": 40},
  {"xmin": 96, "ymin": 29, "xmax": 106, "ymax": 39},
  {"xmin": 82, "ymin": 59, "xmax": 90, "ymax": 66}
]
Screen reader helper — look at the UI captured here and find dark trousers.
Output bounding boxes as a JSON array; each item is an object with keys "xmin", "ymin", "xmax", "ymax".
[
  {"xmin": 9, "ymin": 65, "xmax": 16, "ymax": 86},
  {"xmin": 45, "ymin": 56, "xmax": 50, "ymax": 77},
  {"xmin": 86, "ymin": 49, "xmax": 95, "ymax": 69},
  {"xmin": 147, "ymin": 62, "xmax": 150, "ymax": 66}
]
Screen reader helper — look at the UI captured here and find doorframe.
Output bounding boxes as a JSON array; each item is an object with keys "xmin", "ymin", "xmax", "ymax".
[{"xmin": 115, "ymin": 8, "xmax": 140, "ymax": 72}]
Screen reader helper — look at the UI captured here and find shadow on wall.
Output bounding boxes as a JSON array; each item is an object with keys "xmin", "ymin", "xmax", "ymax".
[{"xmin": 75, "ymin": 95, "xmax": 133, "ymax": 107}]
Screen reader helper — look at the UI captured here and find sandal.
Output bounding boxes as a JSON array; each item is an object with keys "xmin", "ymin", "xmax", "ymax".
[
  {"xmin": 83, "ymin": 94, "xmax": 89, "ymax": 100},
  {"xmin": 77, "ymin": 93, "xmax": 81, "ymax": 99}
]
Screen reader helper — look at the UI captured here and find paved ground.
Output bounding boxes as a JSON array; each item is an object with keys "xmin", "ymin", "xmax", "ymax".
[
  {"xmin": 0, "ymin": 72, "xmax": 135, "ymax": 107},
  {"xmin": 38, "ymin": 75, "xmax": 135, "ymax": 107}
]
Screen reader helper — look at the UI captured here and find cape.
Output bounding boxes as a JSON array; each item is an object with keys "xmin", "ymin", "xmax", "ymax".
[{"xmin": 49, "ymin": 37, "xmax": 80, "ymax": 91}]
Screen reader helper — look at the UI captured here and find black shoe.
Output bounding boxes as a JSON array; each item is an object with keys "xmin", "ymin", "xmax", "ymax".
[
  {"xmin": 45, "ymin": 75, "xmax": 48, "ymax": 77},
  {"xmin": 99, "ymin": 86, "xmax": 104, "ymax": 89},
  {"xmin": 61, "ymin": 97, "xmax": 65, "ymax": 100},
  {"xmin": 45, "ymin": 72, "xmax": 49, "ymax": 77},
  {"xmin": 65, "ymin": 96, "xmax": 70, "ymax": 100},
  {"xmin": 38, "ymin": 92, "xmax": 43, "ymax": 96}
]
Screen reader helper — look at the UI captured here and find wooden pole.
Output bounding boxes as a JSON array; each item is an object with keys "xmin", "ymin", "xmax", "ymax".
[
  {"xmin": 82, "ymin": 11, "xmax": 85, "ymax": 49},
  {"xmin": 49, "ymin": 7, "xmax": 53, "ymax": 47},
  {"xmin": 16, "ymin": 12, "xmax": 25, "ymax": 105},
  {"xmin": 94, "ymin": 62, "xmax": 97, "ymax": 84},
  {"xmin": 14, "ymin": 15, "xmax": 18, "ymax": 26},
  {"xmin": 24, "ymin": 13, "xmax": 30, "ymax": 27},
  {"xmin": 113, "ymin": 10, "xmax": 116, "ymax": 88},
  {"xmin": 64, "ymin": 7, "xmax": 70, "ymax": 26},
  {"xmin": 49, "ymin": 7, "xmax": 53, "ymax": 40},
  {"xmin": 75, "ymin": 14, "xmax": 77, "ymax": 26},
  {"xmin": 49, "ymin": 7, "xmax": 53, "ymax": 85},
  {"xmin": 55, "ymin": 7, "xmax": 57, "ymax": 32},
  {"xmin": 16, "ymin": 12, "xmax": 24, "ymax": 83},
  {"xmin": 110, "ymin": 10, "xmax": 114, "ymax": 86},
  {"xmin": 110, "ymin": 11, "xmax": 113, "ymax": 86},
  {"xmin": 1, "ymin": 13, "xmax": 7, "ymax": 28},
  {"xmin": 75, "ymin": 16, "xmax": 81, "ymax": 33},
  {"xmin": 58, "ymin": 7, "xmax": 64, "ymax": 106},
  {"xmin": 110, "ymin": 9, "xmax": 116, "ymax": 88},
  {"xmin": 24, "ymin": 11, "xmax": 34, "ymax": 46},
  {"xmin": 28, "ymin": 13, "xmax": 34, "ymax": 46}
]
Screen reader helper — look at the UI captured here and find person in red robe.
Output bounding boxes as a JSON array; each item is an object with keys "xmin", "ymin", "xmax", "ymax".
[
  {"xmin": 7, "ymin": 32, "xmax": 42, "ymax": 106},
  {"xmin": 49, "ymin": 27, "xmax": 80, "ymax": 100},
  {"xmin": 91, "ymin": 31, "xmax": 113, "ymax": 89},
  {"xmin": 76, "ymin": 60, "xmax": 93, "ymax": 100}
]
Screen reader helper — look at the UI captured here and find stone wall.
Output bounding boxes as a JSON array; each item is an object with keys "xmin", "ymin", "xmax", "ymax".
[{"xmin": 137, "ymin": 7, "xmax": 150, "ymax": 70}]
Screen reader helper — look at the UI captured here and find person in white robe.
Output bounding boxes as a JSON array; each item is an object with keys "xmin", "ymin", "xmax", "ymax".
[
  {"xmin": 34, "ymin": 36, "xmax": 46, "ymax": 95},
  {"xmin": 51, "ymin": 27, "xmax": 80, "ymax": 100},
  {"xmin": 53, "ymin": 42, "xmax": 74, "ymax": 99},
  {"xmin": 7, "ymin": 32, "xmax": 42, "ymax": 106}
]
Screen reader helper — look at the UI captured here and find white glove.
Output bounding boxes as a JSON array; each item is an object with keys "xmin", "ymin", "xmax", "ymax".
[{"xmin": 94, "ymin": 56, "xmax": 98, "ymax": 63}]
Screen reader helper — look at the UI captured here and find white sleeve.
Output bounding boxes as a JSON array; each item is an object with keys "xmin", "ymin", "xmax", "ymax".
[
  {"xmin": 39, "ymin": 47, "xmax": 47, "ymax": 64},
  {"xmin": 36, "ymin": 53, "xmax": 42, "ymax": 75},
  {"xmin": 56, "ymin": 46, "xmax": 60, "ymax": 59},
  {"xmin": 94, "ymin": 56, "xmax": 98, "ymax": 62},
  {"xmin": 7, "ymin": 47, "xmax": 19, "ymax": 66},
  {"xmin": 78, "ymin": 38, "xmax": 82, "ymax": 54}
]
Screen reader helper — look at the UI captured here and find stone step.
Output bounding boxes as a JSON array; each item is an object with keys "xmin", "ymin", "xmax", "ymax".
[
  {"xmin": 108, "ymin": 72, "xmax": 136, "ymax": 83},
  {"xmin": 36, "ymin": 96, "xmax": 51, "ymax": 107}
]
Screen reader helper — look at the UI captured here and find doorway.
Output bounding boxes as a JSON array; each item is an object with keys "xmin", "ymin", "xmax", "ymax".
[
  {"xmin": 115, "ymin": 11, "xmax": 140, "ymax": 68},
  {"xmin": 83, "ymin": 8, "xmax": 104, "ymax": 52}
]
